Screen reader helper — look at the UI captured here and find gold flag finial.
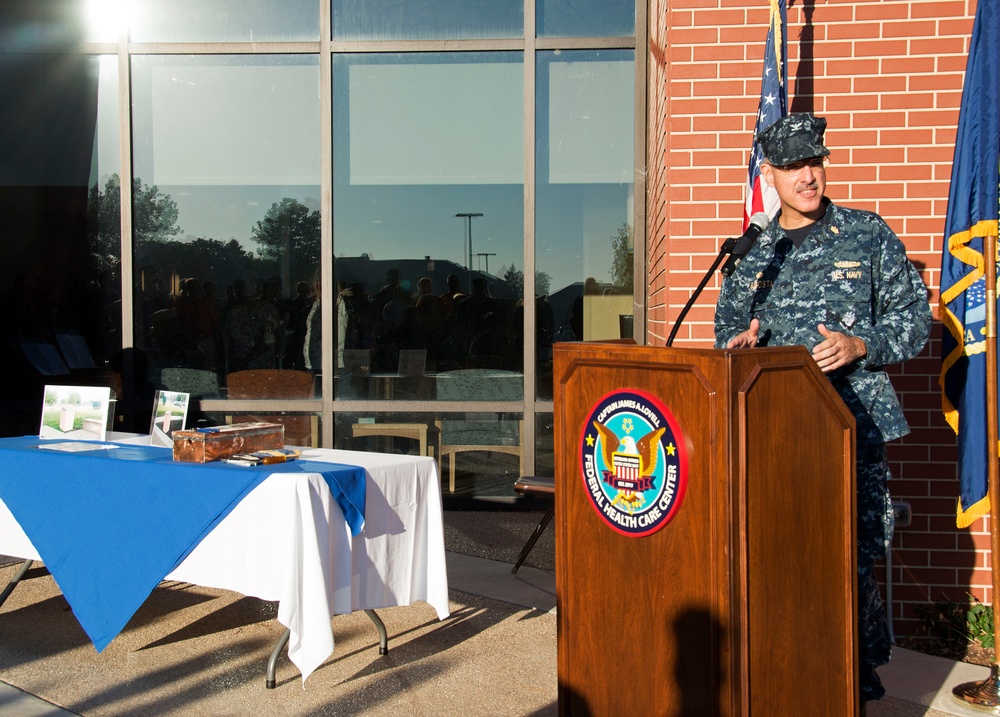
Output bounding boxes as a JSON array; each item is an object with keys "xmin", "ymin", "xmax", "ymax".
[{"xmin": 770, "ymin": 0, "xmax": 783, "ymax": 85}]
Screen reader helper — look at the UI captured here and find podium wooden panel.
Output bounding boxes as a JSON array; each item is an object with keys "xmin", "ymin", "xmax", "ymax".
[{"xmin": 553, "ymin": 342, "xmax": 858, "ymax": 716}]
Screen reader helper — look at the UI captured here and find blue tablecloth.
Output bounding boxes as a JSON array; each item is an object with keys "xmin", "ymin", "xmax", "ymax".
[{"xmin": 0, "ymin": 436, "xmax": 366, "ymax": 652}]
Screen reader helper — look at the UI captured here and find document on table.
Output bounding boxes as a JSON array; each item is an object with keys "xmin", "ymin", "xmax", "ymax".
[{"xmin": 37, "ymin": 442, "xmax": 119, "ymax": 452}]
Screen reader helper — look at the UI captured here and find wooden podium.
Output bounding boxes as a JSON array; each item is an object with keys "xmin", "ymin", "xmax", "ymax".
[{"xmin": 553, "ymin": 342, "xmax": 858, "ymax": 716}]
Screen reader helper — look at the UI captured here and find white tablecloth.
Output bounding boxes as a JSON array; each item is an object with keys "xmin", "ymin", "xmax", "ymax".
[{"xmin": 0, "ymin": 446, "xmax": 450, "ymax": 682}]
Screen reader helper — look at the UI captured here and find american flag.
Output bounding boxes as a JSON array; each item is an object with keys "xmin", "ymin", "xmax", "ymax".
[{"xmin": 744, "ymin": 0, "xmax": 788, "ymax": 229}]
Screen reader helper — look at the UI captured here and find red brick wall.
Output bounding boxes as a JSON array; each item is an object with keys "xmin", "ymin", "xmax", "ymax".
[
  {"xmin": 647, "ymin": 0, "xmax": 981, "ymax": 640},
  {"xmin": 648, "ymin": 0, "xmax": 670, "ymax": 330}
]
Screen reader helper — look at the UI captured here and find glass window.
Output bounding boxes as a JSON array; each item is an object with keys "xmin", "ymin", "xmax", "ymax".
[
  {"xmin": 0, "ymin": 0, "xmax": 92, "ymax": 47},
  {"xmin": 338, "ymin": 410, "xmax": 437, "ymax": 457},
  {"xmin": 535, "ymin": 50, "xmax": 635, "ymax": 398},
  {"xmin": 535, "ymin": 412, "xmax": 554, "ymax": 477},
  {"xmin": 130, "ymin": 55, "xmax": 321, "ymax": 398},
  {"xmin": 207, "ymin": 410, "xmax": 322, "ymax": 448},
  {"xmin": 332, "ymin": 0, "xmax": 522, "ymax": 41},
  {"xmin": 336, "ymin": 410, "xmax": 524, "ymax": 498},
  {"xmin": 332, "ymin": 53, "xmax": 524, "ymax": 395},
  {"xmin": 130, "ymin": 0, "xmax": 319, "ymax": 42},
  {"xmin": 0, "ymin": 52, "xmax": 122, "ymax": 432},
  {"xmin": 537, "ymin": 0, "xmax": 634, "ymax": 38},
  {"xmin": 437, "ymin": 410, "xmax": 524, "ymax": 497}
]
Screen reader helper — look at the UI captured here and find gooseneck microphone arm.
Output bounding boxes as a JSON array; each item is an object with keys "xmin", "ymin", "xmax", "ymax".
[
  {"xmin": 665, "ymin": 212, "xmax": 770, "ymax": 347},
  {"xmin": 665, "ymin": 235, "xmax": 740, "ymax": 347}
]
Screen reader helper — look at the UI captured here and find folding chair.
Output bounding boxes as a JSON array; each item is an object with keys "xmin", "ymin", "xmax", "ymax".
[{"xmin": 511, "ymin": 475, "xmax": 555, "ymax": 574}]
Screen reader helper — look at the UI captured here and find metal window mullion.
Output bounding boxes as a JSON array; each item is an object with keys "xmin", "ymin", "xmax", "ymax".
[
  {"xmin": 321, "ymin": 0, "xmax": 335, "ymax": 448},
  {"xmin": 125, "ymin": 42, "xmax": 320, "ymax": 55},
  {"xmin": 633, "ymin": 0, "xmax": 647, "ymax": 344},
  {"xmin": 331, "ymin": 400, "xmax": 524, "ymax": 413},
  {"xmin": 523, "ymin": 0, "xmax": 537, "ymax": 476},
  {"xmin": 118, "ymin": 23, "xmax": 136, "ymax": 389},
  {"xmin": 535, "ymin": 36, "xmax": 636, "ymax": 51},
  {"xmin": 201, "ymin": 399, "xmax": 323, "ymax": 412},
  {"xmin": 330, "ymin": 38, "xmax": 523, "ymax": 53}
]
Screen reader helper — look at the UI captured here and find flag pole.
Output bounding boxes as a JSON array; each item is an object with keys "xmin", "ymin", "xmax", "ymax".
[
  {"xmin": 986, "ymin": 234, "xmax": 1000, "ymax": 661},
  {"xmin": 954, "ymin": 233, "xmax": 1000, "ymax": 705}
]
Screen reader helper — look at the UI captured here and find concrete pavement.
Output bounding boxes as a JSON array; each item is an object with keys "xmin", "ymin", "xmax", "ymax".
[{"xmin": 0, "ymin": 510, "xmax": 996, "ymax": 716}]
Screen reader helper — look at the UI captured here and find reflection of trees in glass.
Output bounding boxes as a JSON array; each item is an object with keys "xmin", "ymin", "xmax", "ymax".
[
  {"xmin": 610, "ymin": 223, "xmax": 634, "ymax": 292},
  {"xmin": 87, "ymin": 179, "xmax": 120, "ymax": 275},
  {"xmin": 501, "ymin": 265, "xmax": 552, "ymax": 298},
  {"xmin": 87, "ymin": 174, "xmax": 182, "ymax": 272},
  {"xmin": 141, "ymin": 237, "xmax": 258, "ymax": 286},
  {"xmin": 251, "ymin": 198, "xmax": 321, "ymax": 285},
  {"xmin": 89, "ymin": 178, "xmax": 320, "ymax": 292},
  {"xmin": 502, "ymin": 265, "xmax": 520, "ymax": 294},
  {"xmin": 133, "ymin": 177, "xmax": 182, "ymax": 241}
]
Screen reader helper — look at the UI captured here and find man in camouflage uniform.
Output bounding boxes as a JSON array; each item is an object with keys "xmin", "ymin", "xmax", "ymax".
[{"xmin": 714, "ymin": 113, "xmax": 931, "ymax": 708}]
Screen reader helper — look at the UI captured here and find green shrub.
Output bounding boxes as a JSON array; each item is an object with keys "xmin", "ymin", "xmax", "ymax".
[{"xmin": 918, "ymin": 594, "xmax": 994, "ymax": 649}]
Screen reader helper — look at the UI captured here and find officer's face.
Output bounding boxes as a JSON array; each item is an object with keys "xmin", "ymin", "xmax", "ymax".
[{"xmin": 761, "ymin": 157, "xmax": 827, "ymax": 228}]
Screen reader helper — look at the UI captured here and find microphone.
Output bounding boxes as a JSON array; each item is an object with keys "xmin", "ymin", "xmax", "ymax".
[{"xmin": 720, "ymin": 212, "xmax": 770, "ymax": 277}]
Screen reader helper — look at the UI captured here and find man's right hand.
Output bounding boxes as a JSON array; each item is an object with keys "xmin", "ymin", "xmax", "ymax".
[{"xmin": 726, "ymin": 318, "xmax": 760, "ymax": 349}]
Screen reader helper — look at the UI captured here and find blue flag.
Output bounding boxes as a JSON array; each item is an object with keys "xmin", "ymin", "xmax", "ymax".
[
  {"xmin": 744, "ymin": 0, "xmax": 788, "ymax": 229},
  {"xmin": 939, "ymin": 0, "xmax": 1000, "ymax": 528}
]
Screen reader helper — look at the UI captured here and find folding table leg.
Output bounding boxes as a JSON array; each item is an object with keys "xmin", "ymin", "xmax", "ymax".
[
  {"xmin": 266, "ymin": 627, "xmax": 291, "ymax": 689},
  {"xmin": 365, "ymin": 609, "xmax": 388, "ymax": 655},
  {"xmin": 0, "ymin": 559, "xmax": 33, "ymax": 609},
  {"xmin": 264, "ymin": 610, "xmax": 388, "ymax": 688}
]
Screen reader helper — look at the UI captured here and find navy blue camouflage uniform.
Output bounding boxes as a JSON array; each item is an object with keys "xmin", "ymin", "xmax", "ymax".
[{"xmin": 714, "ymin": 197, "xmax": 931, "ymax": 702}]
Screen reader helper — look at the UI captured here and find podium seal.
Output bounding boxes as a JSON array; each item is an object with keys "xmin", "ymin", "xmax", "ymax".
[{"xmin": 579, "ymin": 388, "xmax": 688, "ymax": 537}]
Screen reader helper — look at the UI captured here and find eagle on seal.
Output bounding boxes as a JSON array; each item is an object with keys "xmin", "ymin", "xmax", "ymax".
[{"xmin": 592, "ymin": 421, "xmax": 665, "ymax": 512}]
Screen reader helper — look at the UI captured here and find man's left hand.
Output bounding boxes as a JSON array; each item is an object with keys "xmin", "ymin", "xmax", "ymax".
[{"xmin": 812, "ymin": 323, "xmax": 867, "ymax": 373}]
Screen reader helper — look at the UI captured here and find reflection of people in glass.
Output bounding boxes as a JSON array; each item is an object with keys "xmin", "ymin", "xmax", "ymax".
[
  {"xmin": 139, "ymin": 266, "xmax": 171, "ymax": 339},
  {"xmin": 414, "ymin": 276, "xmax": 435, "ymax": 309},
  {"xmin": 448, "ymin": 277, "xmax": 495, "ymax": 367},
  {"xmin": 254, "ymin": 277, "xmax": 285, "ymax": 368},
  {"xmin": 175, "ymin": 277, "xmax": 220, "ymax": 370},
  {"xmin": 382, "ymin": 285, "xmax": 409, "ymax": 330},
  {"xmin": 223, "ymin": 278, "xmax": 256, "ymax": 373},
  {"xmin": 437, "ymin": 273, "xmax": 463, "ymax": 316},
  {"xmin": 338, "ymin": 281, "xmax": 372, "ymax": 355},
  {"xmin": 286, "ymin": 280, "xmax": 313, "ymax": 371},
  {"xmin": 374, "ymin": 268, "xmax": 400, "ymax": 315},
  {"xmin": 374, "ymin": 285, "xmax": 414, "ymax": 372},
  {"xmin": 570, "ymin": 276, "xmax": 599, "ymax": 341},
  {"xmin": 222, "ymin": 275, "xmax": 286, "ymax": 372},
  {"xmin": 305, "ymin": 272, "xmax": 323, "ymax": 373},
  {"xmin": 414, "ymin": 276, "xmax": 444, "ymax": 370}
]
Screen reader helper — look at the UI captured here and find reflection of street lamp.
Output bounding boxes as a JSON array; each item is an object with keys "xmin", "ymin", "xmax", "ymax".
[
  {"xmin": 455, "ymin": 212, "xmax": 483, "ymax": 290},
  {"xmin": 475, "ymin": 252, "xmax": 496, "ymax": 274}
]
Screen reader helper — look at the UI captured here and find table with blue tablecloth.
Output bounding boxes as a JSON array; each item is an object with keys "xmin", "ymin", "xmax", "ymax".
[{"xmin": 0, "ymin": 436, "xmax": 449, "ymax": 683}]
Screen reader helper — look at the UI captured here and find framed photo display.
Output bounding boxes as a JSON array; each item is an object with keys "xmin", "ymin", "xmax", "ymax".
[
  {"xmin": 39, "ymin": 385, "xmax": 116, "ymax": 442},
  {"xmin": 149, "ymin": 391, "xmax": 190, "ymax": 447}
]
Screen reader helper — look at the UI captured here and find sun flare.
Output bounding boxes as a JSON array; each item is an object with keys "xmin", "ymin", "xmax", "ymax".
[{"xmin": 85, "ymin": 0, "xmax": 131, "ymax": 42}]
